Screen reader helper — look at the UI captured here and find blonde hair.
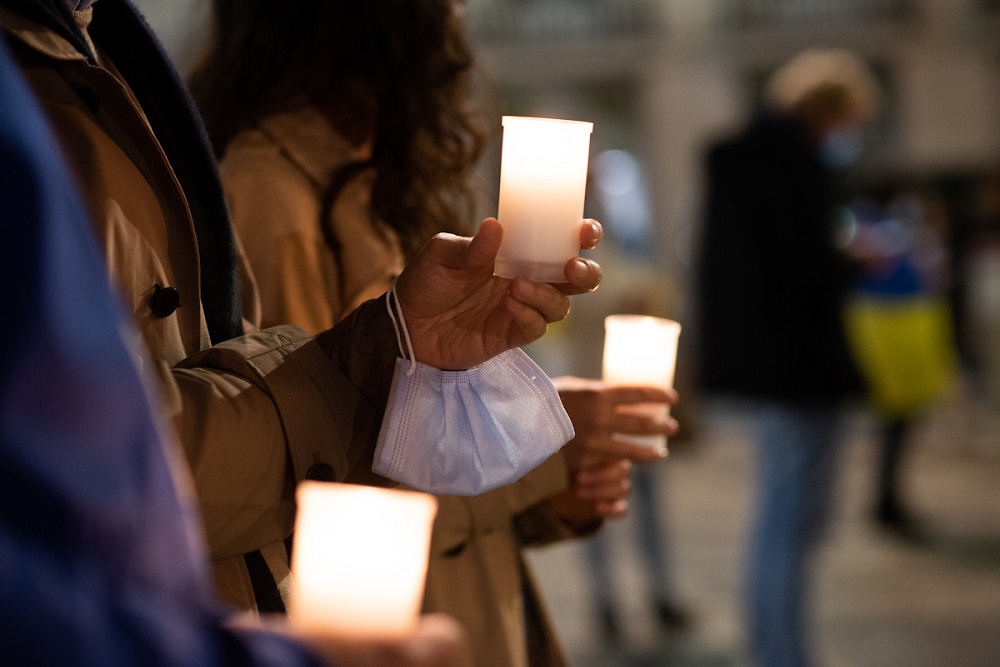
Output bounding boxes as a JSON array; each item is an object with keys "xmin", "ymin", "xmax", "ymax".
[{"xmin": 764, "ymin": 49, "xmax": 881, "ymax": 126}]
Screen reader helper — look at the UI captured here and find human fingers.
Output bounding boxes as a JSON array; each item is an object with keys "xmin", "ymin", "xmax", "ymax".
[
  {"xmin": 603, "ymin": 385, "xmax": 679, "ymax": 407},
  {"xmin": 575, "ymin": 479, "xmax": 631, "ymax": 519},
  {"xmin": 394, "ymin": 225, "xmax": 487, "ymax": 324},
  {"xmin": 575, "ymin": 459, "xmax": 632, "ymax": 498},
  {"xmin": 555, "ymin": 382, "xmax": 678, "ymax": 419},
  {"xmin": 564, "ymin": 466, "xmax": 633, "ymax": 519},
  {"xmin": 592, "ymin": 436, "xmax": 669, "ymax": 463},
  {"xmin": 321, "ymin": 614, "xmax": 470, "ymax": 667},
  {"xmin": 580, "ymin": 218, "xmax": 603, "ymax": 250},
  {"xmin": 562, "ymin": 434, "xmax": 666, "ymax": 469},
  {"xmin": 394, "ymin": 614, "xmax": 473, "ymax": 667},
  {"xmin": 558, "ymin": 257, "xmax": 601, "ymax": 295},
  {"xmin": 508, "ymin": 278, "xmax": 571, "ymax": 324},
  {"xmin": 502, "ymin": 293, "xmax": 549, "ymax": 346},
  {"xmin": 300, "ymin": 613, "xmax": 470, "ymax": 667},
  {"xmin": 409, "ymin": 218, "xmax": 501, "ymax": 276},
  {"xmin": 608, "ymin": 411, "xmax": 679, "ymax": 438},
  {"xmin": 459, "ymin": 218, "xmax": 503, "ymax": 272},
  {"xmin": 592, "ymin": 498, "xmax": 630, "ymax": 519},
  {"xmin": 577, "ymin": 478, "xmax": 632, "ymax": 504}
]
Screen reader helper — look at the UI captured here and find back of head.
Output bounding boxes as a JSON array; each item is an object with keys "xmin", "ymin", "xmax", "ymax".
[
  {"xmin": 764, "ymin": 48, "xmax": 881, "ymax": 132},
  {"xmin": 189, "ymin": 0, "xmax": 486, "ymax": 253},
  {"xmin": 190, "ymin": 1, "xmax": 469, "ymax": 152}
]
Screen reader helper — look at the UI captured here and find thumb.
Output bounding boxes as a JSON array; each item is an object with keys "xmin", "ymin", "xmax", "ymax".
[{"xmin": 459, "ymin": 218, "xmax": 503, "ymax": 272}]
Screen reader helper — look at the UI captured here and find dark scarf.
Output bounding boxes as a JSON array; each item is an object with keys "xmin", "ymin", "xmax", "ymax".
[{"xmin": 2, "ymin": 0, "xmax": 243, "ymax": 344}]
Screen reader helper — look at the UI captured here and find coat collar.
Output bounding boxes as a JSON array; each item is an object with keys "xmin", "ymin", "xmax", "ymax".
[
  {"xmin": 1, "ymin": 0, "xmax": 246, "ymax": 344},
  {"xmin": 0, "ymin": 5, "xmax": 88, "ymax": 62},
  {"xmin": 0, "ymin": 0, "xmax": 96, "ymax": 62},
  {"xmin": 254, "ymin": 105, "xmax": 372, "ymax": 192}
]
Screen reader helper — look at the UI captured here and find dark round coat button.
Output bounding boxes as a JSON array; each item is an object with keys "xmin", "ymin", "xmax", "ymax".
[
  {"xmin": 306, "ymin": 463, "xmax": 336, "ymax": 482},
  {"xmin": 150, "ymin": 284, "xmax": 181, "ymax": 318}
]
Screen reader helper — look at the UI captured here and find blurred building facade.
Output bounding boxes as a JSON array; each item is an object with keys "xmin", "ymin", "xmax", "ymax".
[
  {"xmin": 466, "ymin": 0, "xmax": 1000, "ymax": 273},
  {"xmin": 462, "ymin": 0, "xmax": 1000, "ymax": 393}
]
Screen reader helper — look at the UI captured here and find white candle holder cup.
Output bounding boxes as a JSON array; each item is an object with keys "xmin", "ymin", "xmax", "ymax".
[
  {"xmin": 602, "ymin": 315, "xmax": 682, "ymax": 452},
  {"xmin": 288, "ymin": 482, "xmax": 438, "ymax": 640},
  {"xmin": 495, "ymin": 116, "xmax": 593, "ymax": 283}
]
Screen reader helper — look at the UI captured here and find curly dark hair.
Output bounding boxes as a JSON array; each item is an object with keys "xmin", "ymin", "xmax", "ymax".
[{"xmin": 188, "ymin": 0, "xmax": 487, "ymax": 256}]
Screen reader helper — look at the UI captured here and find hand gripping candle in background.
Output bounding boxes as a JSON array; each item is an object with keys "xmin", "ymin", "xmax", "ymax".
[
  {"xmin": 495, "ymin": 116, "xmax": 594, "ymax": 283},
  {"xmin": 288, "ymin": 482, "xmax": 438, "ymax": 639},
  {"xmin": 602, "ymin": 315, "xmax": 682, "ymax": 452}
]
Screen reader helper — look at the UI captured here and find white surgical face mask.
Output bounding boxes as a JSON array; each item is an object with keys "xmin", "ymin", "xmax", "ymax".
[{"xmin": 372, "ymin": 349, "xmax": 574, "ymax": 495}]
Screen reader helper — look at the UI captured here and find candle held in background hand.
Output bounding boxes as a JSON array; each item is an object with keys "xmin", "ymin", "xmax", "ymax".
[
  {"xmin": 495, "ymin": 116, "xmax": 593, "ymax": 283},
  {"xmin": 602, "ymin": 315, "xmax": 682, "ymax": 451}
]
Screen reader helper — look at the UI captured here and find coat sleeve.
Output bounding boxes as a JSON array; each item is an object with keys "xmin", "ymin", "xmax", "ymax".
[
  {"xmin": 510, "ymin": 451, "xmax": 602, "ymax": 548},
  {"xmin": 168, "ymin": 298, "xmax": 399, "ymax": 559},
  {"xmin": 428, "ymin": 450, "xmax": 587, "ymax": 557}
]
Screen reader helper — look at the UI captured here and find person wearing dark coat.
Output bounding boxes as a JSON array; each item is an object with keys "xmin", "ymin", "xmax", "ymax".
[{"xmin": 695, "ymin": 49, "xmax": 879, "ymax": 667}]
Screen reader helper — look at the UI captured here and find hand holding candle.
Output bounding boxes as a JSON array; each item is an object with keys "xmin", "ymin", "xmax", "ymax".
[
  {"xmin": 601, "ymin": 315, "xmax": 682, "ymax": 454},
  {"xmin": 390, "ymin": 218, "xmax": 602, "ymax": 372},
  {"xmin": 495, "ymin": 116, "xmax": 594, "ymax": 283},
  {"xmin": 547, "ymin": 372, "xmax": 683, "ymax": 526},
  {"xmin": 291, "ymin": 613, "xmax": 473, "ymax": 667},
  {"xmin": 288, "ymin": 482, "xmax": 438, "ymax": 640},
  {"xmin": 553, "ymin": 376, "xmax": 678, "ymax": 469}
]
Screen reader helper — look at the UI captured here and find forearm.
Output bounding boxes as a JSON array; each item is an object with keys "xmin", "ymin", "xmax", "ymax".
[{"xmin": 168, "ymin": 300, "xmax": 397, "ymax": 558}]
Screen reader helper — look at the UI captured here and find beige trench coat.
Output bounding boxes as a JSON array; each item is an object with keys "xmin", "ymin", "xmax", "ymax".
[
  {"xmin": 0, "ymin": 8, "xmax": 397, "ymax": 612},
  {"xmin": 222, "ymin": 108, "xmax": 589, "ymax": 666}
]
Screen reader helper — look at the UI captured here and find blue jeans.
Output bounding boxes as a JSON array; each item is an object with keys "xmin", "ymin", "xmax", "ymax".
[
  {"xmin": 585, "ymin": 462, "xmax": 674, "ymax": 610},
  {"xmin": 747, "ymin": 401, "xmax": 845, "ymax": 667}
]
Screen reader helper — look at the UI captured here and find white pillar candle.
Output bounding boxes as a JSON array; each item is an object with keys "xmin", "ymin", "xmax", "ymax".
[
  {"xmin": 288, "ymin": 481, "xmax": 438, "ymax": 639},
  {"xmin": 602, "ymin": 315, "xmax": 682, "ymax": 451},
  {"xmin": 496, "ymin": 116, "xmax": 594, "ymax": 283}
]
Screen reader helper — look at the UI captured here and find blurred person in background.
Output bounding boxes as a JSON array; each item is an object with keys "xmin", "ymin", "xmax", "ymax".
[
  {"xmin": 695, "ymin": 48, "xmax": 879, "ymax": 667},
  {"xmin": 189, "ymin": 2, "xmax": 678, "ymax": 665},
  {"xmin": 841, "ymin": 183, "xmax": 957, "ymax": 542}
]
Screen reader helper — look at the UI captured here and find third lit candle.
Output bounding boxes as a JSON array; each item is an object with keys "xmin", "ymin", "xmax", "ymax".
[{"xmin": 602, "ymin": 315, "xmax": 682, "ymax": 451}]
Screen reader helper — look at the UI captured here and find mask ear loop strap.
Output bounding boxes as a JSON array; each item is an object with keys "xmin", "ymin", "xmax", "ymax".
[{"xmin": 386, "ymin": 280, "xmax": 417, "ymax": 376}]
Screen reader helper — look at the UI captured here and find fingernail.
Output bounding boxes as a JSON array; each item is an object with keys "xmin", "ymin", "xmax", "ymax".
[
  {"xmin": 588, "ymin": 220, "xmax": 603, "ymax": 245},
  {"xmin": 569, "ymin": 257, "xmax": 589, "ymax": 278}
]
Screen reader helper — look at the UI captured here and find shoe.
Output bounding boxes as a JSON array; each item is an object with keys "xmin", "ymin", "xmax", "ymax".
[{"xmin": 654, "ymin": 599, "xmax": 691, "ymax": 631}]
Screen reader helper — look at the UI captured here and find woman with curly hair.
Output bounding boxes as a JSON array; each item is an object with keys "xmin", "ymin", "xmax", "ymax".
[
  {"xmin": 191, "ymin": 0, "xmax": 486, "ymax": 327},
  {"xmin": 191, "ymin": 2, "xmax": 674, "ymax": 665}
]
